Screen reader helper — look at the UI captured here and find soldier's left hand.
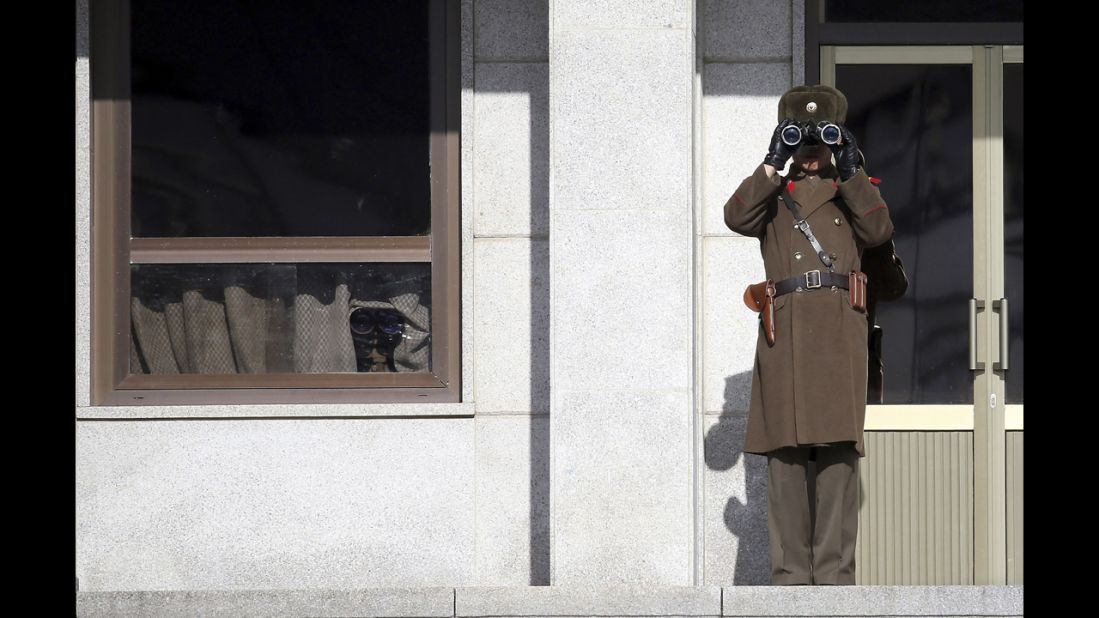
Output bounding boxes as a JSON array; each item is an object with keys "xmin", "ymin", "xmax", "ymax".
[{"xmin": 828, "ymin": 124, "xmax": 861, "ymax": 181}]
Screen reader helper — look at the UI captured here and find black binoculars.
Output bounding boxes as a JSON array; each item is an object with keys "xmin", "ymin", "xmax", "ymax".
[
  {"xmin": 781, "ymin": 120, "xmax": 841, "ymax": 147},
  {"xmin": 349, "ymin": 306, "xmax": 406, "ymax": 372}
]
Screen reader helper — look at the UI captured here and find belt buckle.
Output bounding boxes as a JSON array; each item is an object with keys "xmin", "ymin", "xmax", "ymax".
[{"xmin": 804, "ymin": 270, "xmax": 822, "ymax": 290}]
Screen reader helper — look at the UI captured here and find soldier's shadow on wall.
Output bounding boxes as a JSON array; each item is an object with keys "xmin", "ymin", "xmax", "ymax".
[{"xmin": 704, "ymin": 371, "xmax": 770, "ymax": 585}]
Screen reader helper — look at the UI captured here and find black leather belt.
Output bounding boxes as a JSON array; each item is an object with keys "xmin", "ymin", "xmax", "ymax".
[{"xmin": 774, "ymin": 269, "xmax": 849, "ymax": 297}]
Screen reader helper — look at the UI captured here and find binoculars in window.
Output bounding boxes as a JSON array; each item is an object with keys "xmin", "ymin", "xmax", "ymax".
[{"xmin": 349, "ymin": 306, "xmax": 406, "ymax": 372}]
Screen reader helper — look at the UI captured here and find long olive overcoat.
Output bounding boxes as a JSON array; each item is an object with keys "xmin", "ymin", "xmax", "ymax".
[{"xmin": 725, "ymin": 162, "xmax": 895, "ymax": 456}]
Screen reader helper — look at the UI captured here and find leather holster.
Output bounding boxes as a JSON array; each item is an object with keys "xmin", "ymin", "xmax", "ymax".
[{"xmin": 743, "ymin": 279, "xmax": 777, "ymax": 346}]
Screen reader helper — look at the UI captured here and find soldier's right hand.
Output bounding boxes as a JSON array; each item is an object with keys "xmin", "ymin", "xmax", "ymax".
[{"xmin": 763, "ymin": 118, "xmax": 798, "ymax": 170}]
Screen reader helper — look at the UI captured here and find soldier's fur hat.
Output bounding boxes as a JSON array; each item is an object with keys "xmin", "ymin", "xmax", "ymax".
[{"xmin": 778, "ymin": 84, "xmax": 848, "ymax": 123}]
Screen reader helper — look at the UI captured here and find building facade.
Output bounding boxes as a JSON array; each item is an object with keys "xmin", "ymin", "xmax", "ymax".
[{"xmin": 75, "ymin": 0, "xmax": 1023, "ymax": 597}]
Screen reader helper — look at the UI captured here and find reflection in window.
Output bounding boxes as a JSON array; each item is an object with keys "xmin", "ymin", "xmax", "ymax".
[
  {"xmin": 130, "ymin": 263, "xmax": 432, "ymax": 374},
  {"xmin": 839, "ymin": 64, "xmax": 974, "ymax": 404},
  {"xmin": 1004, "ymin": 64, "xmax": 1023, "ymax": 403}
]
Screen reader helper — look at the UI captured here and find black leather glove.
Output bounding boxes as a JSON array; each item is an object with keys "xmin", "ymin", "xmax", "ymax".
[
  {"xmin": 829, "ymin": 124, "xmax": 861, "ymax": 181},
  {"xmin": 763, "ymin": 118, "xmax": 798, "ymax": 170}
]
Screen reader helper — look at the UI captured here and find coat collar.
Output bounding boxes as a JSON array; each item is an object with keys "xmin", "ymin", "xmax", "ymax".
[{"xmin": 782, "ymin": 164, "xmax": 840, "ymax": 219}]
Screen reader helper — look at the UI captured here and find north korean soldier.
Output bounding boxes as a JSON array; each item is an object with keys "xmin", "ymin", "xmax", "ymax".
[{"xmin": 726, "ymin": 84, "xmax": 900, "ymax": 585}]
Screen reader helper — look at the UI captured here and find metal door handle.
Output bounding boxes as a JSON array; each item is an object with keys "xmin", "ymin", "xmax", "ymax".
[
  {"xmin": 993, "ymin": 298, "xmax": 1009, "ymax": 371},
  {"xmin": 969, "ymin": 298, "xmax": 985, "ymax": 371}
]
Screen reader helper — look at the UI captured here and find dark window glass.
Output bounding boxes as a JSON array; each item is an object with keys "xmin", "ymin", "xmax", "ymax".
[
  {"xmin": 131, "ymin": 0, "xmax": 432, "ymax": 237},
  {"xmin": 1004, "ymin": 63, "xmax": 1023, "ymax": 403},
  {"xmin": 130, "ymin": 263, "xmax": 431, "ymax": 374},
  {"xmin": 825, "ymin": 0, "xmax": 1023, "ymax": 22},
  {"xmin": 838, "ymin": 64, "xmax": 974, "ymax": 404}
]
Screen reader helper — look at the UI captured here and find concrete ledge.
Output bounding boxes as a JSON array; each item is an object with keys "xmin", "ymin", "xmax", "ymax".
[
  {"xmin": 77, "ymin": 588, "xmax": 455, "ymax": 617},
  {"xmin": 456, "ymin": 586, "xmax": 722, "ymax": 616},
  {"xmin": 77, "ymin": 586, "xmax": 1022, "ymax": 617},
  {"xmin": 722, "ymin": 586, "xmax": 1023, "ymax": 616}
]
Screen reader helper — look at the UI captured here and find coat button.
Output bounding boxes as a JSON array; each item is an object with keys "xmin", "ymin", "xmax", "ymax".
[
  {"xmin": 794, "ymin": 251, "xmax": 803, "ymax": 260},
  {"xmin": 834, "ymin": 217, "xmax": 843, "ymax": 226},
  {"xmin": 830, "ymin": 252, "xmax": 838, "ymax": 260}
]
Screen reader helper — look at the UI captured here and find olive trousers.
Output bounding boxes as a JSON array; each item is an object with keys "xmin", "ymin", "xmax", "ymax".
[{"xmin": 766, "ymin": 443, "xmax": 860, "ymax": 585}]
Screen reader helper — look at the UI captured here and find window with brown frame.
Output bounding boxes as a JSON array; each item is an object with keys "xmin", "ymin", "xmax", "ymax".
[{"xmin": 90, "ymin": 0, "xmax": 460, "ymax": 405}]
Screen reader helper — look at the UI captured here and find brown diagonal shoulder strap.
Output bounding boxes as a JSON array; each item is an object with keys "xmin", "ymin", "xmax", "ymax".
[{"xmin": 780, "ymin": 182, "xmax": 835, "ymax": 272}]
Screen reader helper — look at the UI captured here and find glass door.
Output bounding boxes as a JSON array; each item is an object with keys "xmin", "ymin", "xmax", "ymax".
[{"xmin": 823, "ymin": 45, "xmax": 1022, "ymax": 584}]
